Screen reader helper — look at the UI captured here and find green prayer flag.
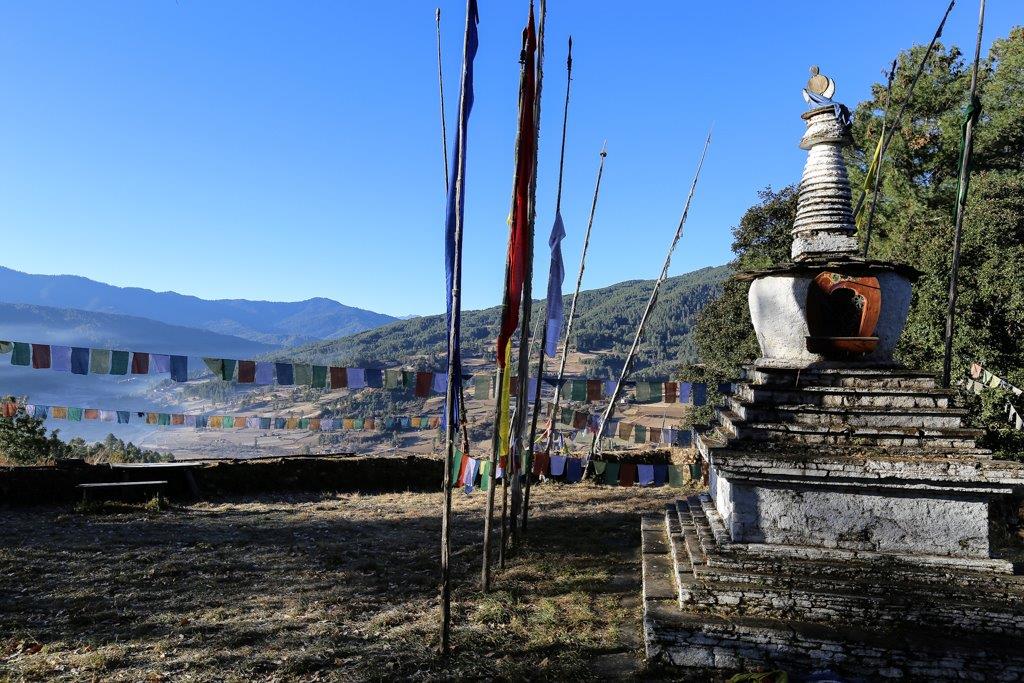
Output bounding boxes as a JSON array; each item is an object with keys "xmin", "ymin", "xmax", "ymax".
[
  {"xmin": 474, "ymin": 374, "xmax": 491, "ymax": 399},
  {"xmin": 385, "ymin": 369, "xmax": 403, "ymax": 389},
  {"xmin": 668, "ymin": 465, "xmax": 684, "ymax": 487},
  {"xmin": 68, "ymin": 407, "xmax": 83, "ymax": 422},
  {"xmin": 110, "ymin": 350, "xmax": 129, "ymax": 375},
  {"xmin": 90, "ymin": 348, "xmax": 111, "ymax": 374},
  {"xmin": 451, "ymin": 449, "xmax": 464, "ymax": 485},
  {"xmin": 688, "ymin": 463, "xmax": 702, "ymax": 480},
  {"xmin": 11, "ymin": 342, "xmax": 30, "ymax": 366},
  {"xmin": 299, "ymin": 418, "xmax": 310, "ymax": 429},
  {"xmin": 203, "ymin": 357, "xmax": 223, "ymax": 378},
  {"xmin": 158, "ymin": 413, "xmax": 171, "ymax": 426},
  {"xmin": 294, "ymin": 364, "xmax": 313, "ymax": 386},
  {"xmin": 403, "ymin": 370, "xmax": 416, "ymax": 389},
  {"xmin": 634, "ymin": 425, "xmax": 647, "ymax": 443},
  {"xmin": 312, "ymin": 365, "xmax": 328, "ymax": 388},
  {"xmin": 570, "ymin": 379, "xmax": 587, "ymax": 402},
  {"xmin": 479, "ymin": 460, "xmax": 491, "ymax": 491},
  {"xmin": 223, "ymin": 416, "xmax": 235, "ymax": 428},
  {"xmin": 0, "ymin": 341, "xmax": 12, "ymax": 355},
  {"xmin": 222, "ymin": 359, "xmax": 237, "ymax": 381},
  {"xmin": 593, "ymin": 461, "xmax": 607, "ymax": 475},
  {"xmin": 353, "ymin": 418, "xmax": 364, "ymax": 430},
  {"xmin": 604, "ymin": 462, "xmax": 620, "ymax": 486},
  {"xmin": 954, "ymin": 96, "xmax": 982, "ymax": 218}
]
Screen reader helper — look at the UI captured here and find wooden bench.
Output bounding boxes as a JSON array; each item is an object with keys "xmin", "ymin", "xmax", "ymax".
[{"xmin": 77, "ymin": 480, "xmax": 168, "ymax": 504}]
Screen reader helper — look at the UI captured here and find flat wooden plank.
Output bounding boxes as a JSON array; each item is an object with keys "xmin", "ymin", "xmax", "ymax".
[{"xmin": 77, "ymin": 481, "xmax": 168, "ymax": 488}]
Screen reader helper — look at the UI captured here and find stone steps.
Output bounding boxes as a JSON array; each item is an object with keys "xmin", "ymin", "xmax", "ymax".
[
  {"xmin": 643, "ymin": 512, "xmax": 1024, "ymax": 678},
  {"xmin": 737, "ymin": 383, "xmax": 952, "ymax": 409},
  {"xmin": 715, "ymin": 409, "xmax": 982, "ymax": 448},
  {"xmin": 726, "ymin": 395, "xmax": 968, "ymax": 429},
  {"xmin": 747, "ymin": 365, "xmax": 938, "ymax": 390}
]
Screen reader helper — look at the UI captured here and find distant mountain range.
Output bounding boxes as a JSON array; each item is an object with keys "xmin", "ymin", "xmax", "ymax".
[
  {"xmin": 0, "ymin": 302, "xmax": 276, "ymax": 359},
  {"xmin": 279, "ymin": 265, "xmax": 730, "ymax": 377},
  {"xmin": 0, "ymin": 266, "xmax": 397, "ymax": 347}
]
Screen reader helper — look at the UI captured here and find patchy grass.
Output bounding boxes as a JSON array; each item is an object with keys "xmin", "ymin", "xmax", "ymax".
[{"xmin": 0, "ymin": 483, "xmax": 691, "ymax": 681}]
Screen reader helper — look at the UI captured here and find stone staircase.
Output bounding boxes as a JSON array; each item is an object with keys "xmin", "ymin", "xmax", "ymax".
[
  {"xmin": 699, "ymin": 364, "xmax": 991, "ymax": 456},
  {"xmin": 642, "ymin": 495, "xmax": 1024, "ymax": 679}
]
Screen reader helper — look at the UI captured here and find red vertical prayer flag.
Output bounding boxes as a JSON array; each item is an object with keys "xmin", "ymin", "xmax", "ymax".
[
  {"xmin": 237, "ymin": 360, "xmax": 256, "ymax": 384},
  {"xmin": 619, "ymin": 463, "xmax": 637, "ymax": 487},
  {"xmin": 415, "ymin": 372, "xmax": 433, "ymax": 398},
  {"xmin": 495, "ymin": 6, "xmax": 538, "ymax": 368},
  {"xmin": 131, "ymin": 352, "xmax": 150, "ymax": 374},
  {"xmin": 330, "ymin": 367, "xmax": 347, "ymax": 389},
  {"xmin": 31, "ymin": 344, "xmax": 51, "ymax": 369}
]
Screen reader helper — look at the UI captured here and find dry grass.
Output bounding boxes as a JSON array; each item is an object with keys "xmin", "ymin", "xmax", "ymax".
[{"xmin": 0, "ymin": 483, "xmax": 691, "ymax": 681}]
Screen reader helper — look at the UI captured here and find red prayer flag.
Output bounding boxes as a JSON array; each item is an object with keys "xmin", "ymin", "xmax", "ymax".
[
  {"xmin": 131, "ymin": 352, "xmax": 150, "ymax": 374},
  {"xmin": 237, "ymin": 360, "xmax": 256, "ymax": 384},
  {"xmin": 495, "ymin": 6, "xmax": 538, "ymax": 368},
  {"xmin": 415, "ymin": 372, "xmax": 433, "ymax": 398},
  {"xmin": 31, "ymin": 344, "xmax": 51, "ymax": 369},
  {"xmin": 619, "ymin": 463, "xmax": 637, "ymax": 487},
  {"xmin": 330, "ymin": 366, "xmax": 347, "ymax": 389}
]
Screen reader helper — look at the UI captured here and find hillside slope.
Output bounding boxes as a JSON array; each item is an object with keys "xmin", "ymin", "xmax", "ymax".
[
  {"xmin": 0, "ymin": 266, "xmax": 396, "ymax": 346},
  {"xmin": 280, "ymin": 265, "xmax": 729, "ymax": 377}
]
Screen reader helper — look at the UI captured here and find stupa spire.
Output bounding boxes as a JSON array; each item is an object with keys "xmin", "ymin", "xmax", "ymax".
[{"xmin": 791, "ymin": 66, "xmax": 859, "ymax": 261}]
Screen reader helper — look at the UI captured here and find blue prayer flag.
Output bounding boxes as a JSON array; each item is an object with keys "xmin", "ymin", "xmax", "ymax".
[
  {"xmin": 543, "ymin": 211, "xmax": 566, "ymax": 357},
  {"xmin": 70, "ymin": 347, "xmax": 90, "ymax": 375},
  {"xmin": 443, "ymin": 0, "xmax": 479, "ymax": 430},
  {"xmin": 170, "ymin": 355, "xmax": 188, "ymax": 382},
  {"xmin": 275, "ymin": 363, "xmax": 294, "ymax": 386}
]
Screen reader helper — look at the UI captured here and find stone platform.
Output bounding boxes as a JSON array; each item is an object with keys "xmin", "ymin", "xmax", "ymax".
[
  {"xmin": 640, "ymin": 363, "xmax": 1024, "ymax": 679},
  {"xmin": 641, "ymin": 495, "xmax": 1024, "ymax": 680},
  {"xmin": 698, "ymin": 364, "xmax": 1024, "ymax": 565}
]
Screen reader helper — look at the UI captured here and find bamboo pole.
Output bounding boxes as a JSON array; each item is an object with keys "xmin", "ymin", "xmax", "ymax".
[
  {"xmin": 546, "ymin": 143, "xmax": 607, "ymax": 450},
  {"xmin": 942, "ymin": 0, "xmax": 985, "ymax": 388},
  {"xmin": 862, "ymin": 59, "xmax": 897, "ymax": 257},
  {"xmin": 508, "ymin": 0, "xmax": 545, "ymax": 556},
  {"xmin": 482, "ymin": 0, "xmax": 533, "ymax": 592},
  {"xmin": 852, "ymin": 0, "xmax": 957, "ymax": 221},
  {"xmin": 522, "ymin": 36, "xmax": 572, "ymax": 532},
  {"xmin": 439, "ymin": 0, "xmax": 475, "ymax": 654},
  {"xmin": 436, "ymin": 8, "xmax": 449, "ymax": 194},
  {"xmin": 591, "ymin": 129, "xmax": 712, "ymax": 460}
]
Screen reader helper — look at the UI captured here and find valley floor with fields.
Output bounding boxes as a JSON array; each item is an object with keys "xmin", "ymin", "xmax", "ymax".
[{"xmin": 0, "ymin": 484, "xmax": 697, "ymax": 682}]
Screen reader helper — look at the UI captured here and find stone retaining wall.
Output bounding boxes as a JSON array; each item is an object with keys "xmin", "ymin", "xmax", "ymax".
[{"xmin": 0, "ymin": 454, "xmax": 444, "ymax": 506}]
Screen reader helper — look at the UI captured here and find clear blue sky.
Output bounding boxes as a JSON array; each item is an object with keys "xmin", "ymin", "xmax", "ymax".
[{"xmin": 0, "ymin": 1, "xmax": 1016, "ymax": 317}]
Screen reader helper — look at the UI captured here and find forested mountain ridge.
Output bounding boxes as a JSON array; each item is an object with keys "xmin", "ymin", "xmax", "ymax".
[{"xmin": 278, "ymin": 265, "xmax": 729, "ymax": 378}]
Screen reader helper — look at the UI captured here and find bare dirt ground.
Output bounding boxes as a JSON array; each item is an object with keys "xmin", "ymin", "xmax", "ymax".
[{"xmin": 0, "ymin": 483, "xmax": 695, "ymax": 682}]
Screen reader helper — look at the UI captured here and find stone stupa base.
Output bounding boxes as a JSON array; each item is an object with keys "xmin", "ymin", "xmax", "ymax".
[{"xmin": 641, "ymin": 496, "xmax": 1024, "ymax": 680}]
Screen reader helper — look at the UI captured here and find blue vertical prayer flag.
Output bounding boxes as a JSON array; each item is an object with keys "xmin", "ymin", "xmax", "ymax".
[
  {"xmin": 275, "ymin": 363, "xmax": 294, "ymax": 386},
  {"xmin": 543, "ymin": 211, "xmax": 566, "ymax": 356},
  {"xmin": 70, "ymin": 347, "xmax": 90, "ymax": 375},
  {"xmin": 693, "ymin": 383, "xmax": 707, "ymax": 406},
  {"xmin": 443, "ymin": 0, "xmax": 479, "ymax": 430},
  {"xmin": 170, "ymin": 355, "xmax": 188, "ymax": 382}
]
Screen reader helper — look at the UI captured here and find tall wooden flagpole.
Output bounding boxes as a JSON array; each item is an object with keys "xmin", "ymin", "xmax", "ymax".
[
  {"xmin": 591, "ymin": 129, "xmax": 712, "ymax": 459},
  {"xmin": 861, "ymin": 58, "xmax": 897, "ymax": 257},
  {"xmin": 852, "ymin": 0, "xmax": 957, "ymax": 222},
  {"xmin": 483, "ymin": 1, "xmax": 537, "ymax": 591},
  {"xmin": 508, "ymin": 0, "xmax": 545, "ymax": 554},
  {"xmin": 439, "ymin": 0, "xmax": 478, "ymax": 654},
  {"xmin": 942, "ymin": 0, "xmax": 985, "ymax": 388},
  {"xmin": 546, "ymin": 143, "xmax": 607, "ymax": 449},
  {"xmin": 522, "ymin": 35, "xmax": 572, "ymax": 532},
  {"xmin": 436, "ymin": 8, "xmax": 449, "ymax": 194}
]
